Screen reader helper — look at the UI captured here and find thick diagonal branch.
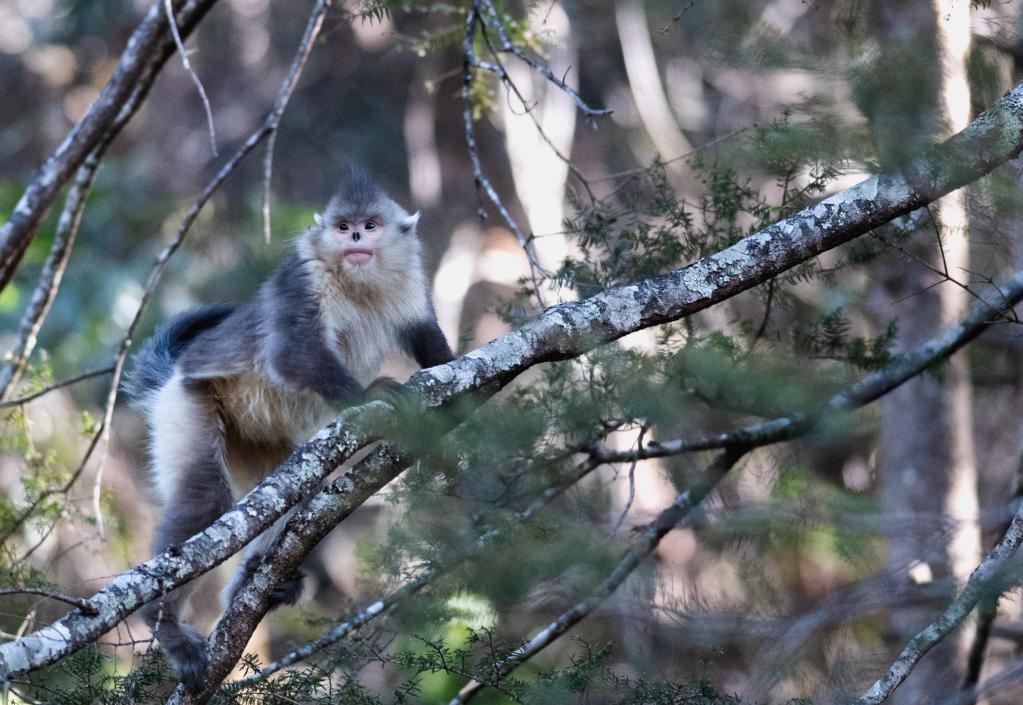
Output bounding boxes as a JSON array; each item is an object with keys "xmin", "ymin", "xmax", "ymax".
[{"xmin": 3, "ymin": 79, "xmax": 1023, "ymax": 684}]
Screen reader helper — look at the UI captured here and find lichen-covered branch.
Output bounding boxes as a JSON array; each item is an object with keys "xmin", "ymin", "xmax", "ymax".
[
  {"xmin": 3, "ymin": 78, "xmax": 1023, "ymax": 686},
  {"xmin": 233, "ymin": 452, "xmax": 600, "ymax": 686},
  {"xmin": 0, "ymin": 0, "xmax": 220, "ymax": 293},
  {"xmin": 448, "ymin": 270, "xmax": 1023, "ymax": 703},
  {"xmin": 854, "ymin": 509, "xmax": 1023, "ymax": 705}
]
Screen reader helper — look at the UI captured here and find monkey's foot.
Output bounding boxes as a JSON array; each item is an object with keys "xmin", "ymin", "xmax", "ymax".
[
  {"xmin": 269, "ymin": 569, "xmax": 305, "ymax": 607},
  {"xmin": 157, "ymin": 622, "xmax": 209, "ymax": 694}
]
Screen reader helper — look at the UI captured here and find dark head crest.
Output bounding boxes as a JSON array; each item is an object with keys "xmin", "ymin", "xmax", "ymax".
[{"xmin": 332, "ymin": 163, "xmax": 385, "ymax": 216}]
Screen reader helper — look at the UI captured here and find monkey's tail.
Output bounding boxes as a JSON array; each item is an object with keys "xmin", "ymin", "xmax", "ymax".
[{"xmin": 123, "ymin": 304, "xmax": 236, "ymax": 408}]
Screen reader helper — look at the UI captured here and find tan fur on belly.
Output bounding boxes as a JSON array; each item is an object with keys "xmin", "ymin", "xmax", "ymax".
[{"xmin": 213, "ymin": 371, "xmax": 332, "ymax": 446}]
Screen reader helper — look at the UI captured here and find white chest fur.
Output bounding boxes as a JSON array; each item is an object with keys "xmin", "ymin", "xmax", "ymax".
[{"xmin": 304, "ymin": 244, "xmax": 430, "ymax": 386}]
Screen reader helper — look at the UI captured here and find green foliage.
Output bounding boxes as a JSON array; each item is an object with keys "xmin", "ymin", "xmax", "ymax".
[{"xmin": 793, "ymin": 308, "xmax": 896, "ymax": 371}]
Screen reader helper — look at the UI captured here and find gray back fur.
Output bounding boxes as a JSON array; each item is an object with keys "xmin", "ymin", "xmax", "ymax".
[{"xmin": 123, "ymin": 304, "xmax": 236, "ymax": 408}]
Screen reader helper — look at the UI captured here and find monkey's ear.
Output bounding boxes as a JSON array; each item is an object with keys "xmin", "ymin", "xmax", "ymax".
[
  {"xmin": 313, "ymin": 213, "xmax": 324, "ymax": 227},
  {"xmin": 399, "ymin": 211, "xmax": 421, "ymax": 235}
]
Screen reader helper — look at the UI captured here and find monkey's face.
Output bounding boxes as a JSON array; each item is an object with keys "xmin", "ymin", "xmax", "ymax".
[
  {"xmin": 311, "ymin": 202, "xmax": 422, "ymax": 278},
  {"xmin": 333, "ymin": 217, "xmax": 382, "ymax": 266}
]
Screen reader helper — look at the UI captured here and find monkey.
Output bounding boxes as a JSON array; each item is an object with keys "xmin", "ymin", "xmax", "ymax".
[{"xmin": 124, "ymin": 164, "xmax": 454, "ymax": 693}]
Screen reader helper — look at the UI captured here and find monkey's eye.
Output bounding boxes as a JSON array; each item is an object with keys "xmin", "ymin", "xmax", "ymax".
[
  {"xmin": 364, "ymin": 221, "xmax": 377, "ymax": 231},
  {"xmin": 336, "ymin": 222, "xmax": 350, "ymax": 232}
]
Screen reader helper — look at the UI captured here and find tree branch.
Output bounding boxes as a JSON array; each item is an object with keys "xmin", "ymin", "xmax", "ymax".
[
  {"xmin": 449, "ymin": 268, "xmax": 1023, "ymax": 702},
  {"xmin": 3, "ymin": 77, "xmax": 1023, "ymax": 684},
  {"xmin": 0, "ymin": 366, "xmax": 115, "ymax": 409},
  {"xmin": 260, "ymin": 0, "xmax": 332, "ymax": 244},
  {"xmin": 451, "ymin": 448, "xmax": 746, "ymax": 704},
  {"xmin": 475, "ymin": 0, "xmax": 611, "ymax": 119},
  {"xmin": 462, "ymin": 6, "xmax": 548, "ymax": 308},
  {"xmin": 0, "ymin": 155, "xmax": 101, "ymax": 400},
  {"xmin": 0, "ymin": 0, "xmax": 220, "ymax": 293},
  {"xmin": 0, "ymin": 588, "xmax": 97, "ymax": 617},
  {"xmin": 233, "ymin": 449, "xmax": 601, "ymax": 686},
  {"xmin": 854, "ymin": 505, "xmax": 1023, "ymax": 705}
]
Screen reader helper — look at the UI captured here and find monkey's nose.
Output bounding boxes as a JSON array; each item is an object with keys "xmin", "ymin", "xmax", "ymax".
[{"xmin": 352, "ymin": 232, "xmax": 362, "ymax": 242}]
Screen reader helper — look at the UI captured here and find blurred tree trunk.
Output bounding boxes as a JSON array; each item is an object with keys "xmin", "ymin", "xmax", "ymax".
[
  {"xmin": 500, "ymin": 1, "xmax": 577, "ymax": 304},
  {"xmin": 868, "ymin": 2, "xmax": 979, "ymax": 701}
]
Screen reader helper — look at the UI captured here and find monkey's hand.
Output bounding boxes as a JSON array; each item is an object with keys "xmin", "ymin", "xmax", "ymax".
[
  {"xmin": 364, "ymin": 376, "xmax": 412, "ymax": 409},
  {"xmin": 269, "ymin": 569, "xmax": 305, "ymax": 608},
  {"xmin": 156, "ymin": 622, "xmax": 208, "ymax": 694}
]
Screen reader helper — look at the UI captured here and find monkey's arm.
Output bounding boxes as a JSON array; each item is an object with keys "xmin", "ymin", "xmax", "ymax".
[
  {"xmin": 400, "ymin": 317, "xmax": 455, "ymax": 368},
  {"xmin": 266, "ymin": 254, "xmax": 365, "ymax": 403},
  {"xmin": 272, "ymin": 336, "xmax": 364, "ymax": 403}
]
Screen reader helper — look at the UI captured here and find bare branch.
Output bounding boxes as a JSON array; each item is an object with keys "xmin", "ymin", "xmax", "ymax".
[
  {"xmin": 961, "ymin": 450, "xmax": 1023, "ymax": 700},
  {"xmin": 475, "ymin": 0, "xmax": 611, "ymax": 119},
  {"xmin": 451, "ymin": 448, "xmax": 747, "ymax": 704},
  {"xmin": 854, "ymin": 505, "xmax": 1023, "ymax": 705},
  {"xmin": 163, "ymin": 0, "xmax": 218, "ymax": 156},
  {"xmin": 0, "ymin": 588, "xmax": 97, "ymax": 617},
  {"xmin": 0, "ymin": 0, "xmax": 220, "ymax": 293},
  {"xmin": 0, "ymin": 366, "xmax": 115, "ymax": 410},
  {"xmin": 0, "ymin": 156, "xmax": 99, "ymax": 401},
  {"xmin": 261, "ymin": 0, "xmax": 332, "ymax": 244},
  {"xmin": 462, "ymin": 6, "xmax": 548, "ymax": 308}
]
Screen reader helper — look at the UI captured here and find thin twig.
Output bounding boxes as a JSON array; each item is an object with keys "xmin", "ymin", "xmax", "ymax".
[
  {"xmin": 0, "ymin": 366, "xmax": 115, "ymax": 409},
  {"xmin": 473, "ymin": 28, "xmax": 595, "ymax": 202},
  {"xmin": 261, "ymin": 0, "xmax": 331, "ymax": 244},
  {"xmin": 0, "ymin": 588, "xmax": 97, "ymax": 616},
  {"xmin": 610, "ymin": 425, "xmax": 645, "ymax": 534},
  {"xmin": 163, "ymin": 0, "xmax": 218, "ymax": 156},
  {"xmin": 475, "ymin": 0, "xmax": 610, "ymax": 119},
  {"xmin": 462, "ymin": 6, "xmax": 548, "ymax": 308}
]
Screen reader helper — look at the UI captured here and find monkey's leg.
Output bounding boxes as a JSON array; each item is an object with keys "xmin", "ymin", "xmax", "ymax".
[
  {"xmin": 220, "ymin": 510, "xmax": 304, "ymax": 609},
  {"xmin": 141, "ymin": 376, "xmax": 232, "ymax": 694},
  {"xmin": 219, "ymin": 438, "xmax": 304, "ymax": 610}
]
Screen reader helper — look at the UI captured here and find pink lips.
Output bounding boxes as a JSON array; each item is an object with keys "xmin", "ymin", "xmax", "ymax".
[{"xmin": 343, "ymin": 248, "xmax": 374, "ymax": 264}]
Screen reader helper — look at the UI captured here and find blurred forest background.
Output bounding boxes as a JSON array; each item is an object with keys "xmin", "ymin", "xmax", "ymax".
[{"xmin": 5, "ymin": 0, "xmax": 1023, "ymax": 703}]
